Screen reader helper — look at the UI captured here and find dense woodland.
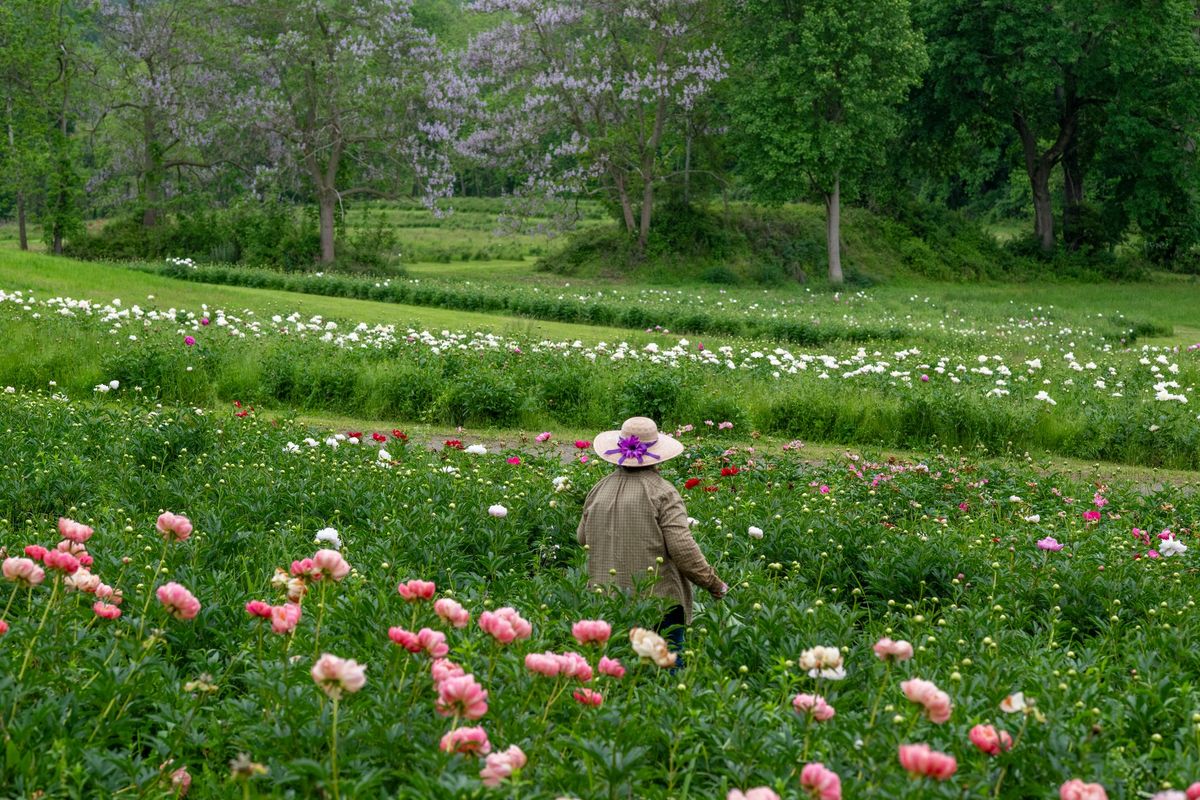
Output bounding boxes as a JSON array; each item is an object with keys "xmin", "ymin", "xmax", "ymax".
[{"xmin": 2, "ymin": 0, "xmax": 1199, "ymax": 282}]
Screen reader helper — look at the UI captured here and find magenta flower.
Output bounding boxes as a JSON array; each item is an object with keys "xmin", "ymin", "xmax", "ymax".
[
  {"xmin": 183, "ymin": 336, "xmax": 196, "ymax": 346},
  {"xmin": 920, "ymin": 374, "xmax": 930, "ymax": 382},
  {"xmin": 818, "ymin": 485, "xmax": 830, "ymax": 494},
  {"xmin": 535, "ymin": 431, "xmax": 552, "ymax": 443},
  {"xmin": 506, "ymin": 456, "xmax": 521, "ymax": 465},
  {"xmin": 1037, "ymin": 537, "xmax": 1064, "ymax": 551},
  {"xmin": 1083, "ymin": 510, "xmax": 1101, "ymax": 523}
]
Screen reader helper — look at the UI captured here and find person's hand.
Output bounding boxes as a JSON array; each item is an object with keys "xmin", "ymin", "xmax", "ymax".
[{"xmin": 711, "ymin": 582, "xmax": 729, "ymax": 600}]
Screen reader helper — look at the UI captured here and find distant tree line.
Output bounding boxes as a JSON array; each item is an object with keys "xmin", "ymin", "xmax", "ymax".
[{"xmin": 2, "ymin": 0, "xmax": 1198, "ymax": 281}]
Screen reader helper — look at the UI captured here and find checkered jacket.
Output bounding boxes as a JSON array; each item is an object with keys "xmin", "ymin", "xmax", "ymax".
[{"xmin": 576, "ymin": 467, "xmax": 723, "ymax": 623}]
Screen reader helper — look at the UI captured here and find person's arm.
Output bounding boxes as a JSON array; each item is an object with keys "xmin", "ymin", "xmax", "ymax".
[
  {"xmin": 657, "ymin": 484, "xmax": 725, "ymax": 597},
  {"xmin": 577, "ymin": 481, "xmax": 601, "ymax": 546}
]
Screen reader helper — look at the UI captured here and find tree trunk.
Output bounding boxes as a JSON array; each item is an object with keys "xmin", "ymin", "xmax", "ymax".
[
  {"xmin": 1013, "ymin": 109, "xmax": 1077, "ymax": 254},
  {"xmin": 6, "ymin": 95, "xmax": 27, "ymax": 250},
  {"xmin": 1062, "ymin": 142, "xmax": 1084, "ymax": 251},
  {"xmin": 1031, "ymin": 164, "xmax": 1055, "ymax": 253},
  {"xmin": 683, "ymin": 132, "xmax": 691, "ymax": 204},
  {"xmin": 638, "ymin": 177, "xmax": 653, "ymax": 251},
  {"xmin": 613, "ymin": 171, "xmax": 636, "ymax": 235},
  {"xmin": 17, "ymin": 195, "xmax": 27, "ymax": 250},
  {"xmin": 318, "ymin": 190, "xmax": 336, "ymax": 264},
  {"xmin": 825, "ymin": 174, "xmax": 843, "ymax": 285}
]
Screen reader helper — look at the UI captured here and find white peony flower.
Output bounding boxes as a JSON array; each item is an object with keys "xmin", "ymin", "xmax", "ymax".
[
  {"xmin": 314, "ymin": 527, "xmax": 341, "ymax": 549},
  {"xmin": 488, "ymin": 504, "xmax": 508, "ymax": 518},
  {"xmin": 1160, "ymin": 537, "xmax": 1188, "ymax": 557},
  {"xmin": 466, "ymin": 444, "xmax": 488, "ymax": 455},
  {"xmin": 748, "ymin": 526, "xmax": 764, "ymax": 539}
]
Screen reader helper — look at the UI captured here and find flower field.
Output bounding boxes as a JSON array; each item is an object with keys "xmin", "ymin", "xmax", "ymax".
[
  {"xmin": 2, "ymin": 283, "xmax": 1199, "ymax": 468},
  {"xmin": 1, "ymin": 388, "xmax": 1198, "ymax": 798}
]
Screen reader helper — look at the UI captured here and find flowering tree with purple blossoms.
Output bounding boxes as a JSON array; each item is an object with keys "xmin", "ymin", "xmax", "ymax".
[
  {"xmin": 89, "ymin": 0, "xmax": 244, "ymax": 228},
  {"xmin": 463, "ymin": 0, "xmax": 725, "ymax": 250},
  {"xmin": 229, "ymin": 0, "xmax": 469, "ymax": 264}
]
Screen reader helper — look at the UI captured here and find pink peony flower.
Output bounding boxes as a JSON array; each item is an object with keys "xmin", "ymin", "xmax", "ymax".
[
  {"xmin": 792, "ymin": 693, "xmax": 836, "ymax": 722},
  {"xmin": 183, "ymin": 335, "xmax": 196, "ymax": 346},
  {"xmin": 1060, "ymin": 780, "xmax": 1109, "ymax": 800},
  {"xmin": 920, "ymin": 374, "xmax": 930, "ymax": 382},
  {"xmin": 1083, "ymin": 510, "xmax": 1101, "ymax": 523},
  {"xmin": 558, "ymin": 651, "xmax": 593, "ymax": 681},
  {"xmin": 437, "ymin": 674, "xmax": 488, "ymax": 720},
  {"xmin": 574, "ymin": 440, "xmax": 591, "ymax": 449},
  {"xmin": 0, "ymin": 619, "xmax": 7, "ymax": 635},
  {"xmin": 873, "ymin": 637, "xmax": 914, "ymax": 661},
  {"xmin": 479, "ymin": 744, "xmax": 526, "ymax": 787},
  {"xmin": 525, "ymin": 652, "xmax": 563, "ymax": 678},
  {"xmin": 310, "ymin": 653, "xmax": 367, "ymax": 698},
  {"xmin": 1186, "ymin": 784, "xmax": 1200, "ymax": 800},
  {"xmin": 598, "ymin": 656, "xmax": 625, "ymax": 679},
  {"xmin": 23, "ymin": 545, "xmax": 48, "ymax": 562},
  {"xmin": 898, "ymin": 743, "xmax": 957, "ymax": 780},
  {"xmin": 571, "ymin": 619, "xmax": 612, "ymax": 646},
  {"xmin": 245, "ymin": 600, "xmax": 273, "ymax": 619},
  {"xmin": 156, "ymin": 512, "xmax": 193, "ymax": 542},
  {"xmin": 389, "ymin": 626, "xmax": 422, "ymax": 653},
  {"xmin": 431, "ymin": 658, "xmax": 465, "ymax": 685},
  {"xmin": 506, "ymin": 456, "xmax": 521, "ymax": 465},
  {"xmin": 3, "ymin": 557, "xmax": 46, "ymax": 586},
  {"xmin": 95, "ymin": 583, "xmax": 123, "ymax": 604},
  {"xmin": 573, "ymin": 688, "xmax": 603, "ymax": 707},
  {"xmin": 397, "ymin": 579, "xmax": 436, "ymax": 601},
  {"xmin": 58, "ymin": 517, "xmax": 94, "ymax": 544},
  {"xmin": 968, "ymin": 724, "xmax": 1013, "ymax": 756},
  {"xmin": 799, "ymin": 762, "xmax": 842, "ymax": 800},
  {"xmin": 440, "ymin": 726, "xmax": 490, "ymax": 756},
  {"xmin": 93, "ymin": 601, "xmax": 122, "ymax": 620},
  {"xmin": 170, "ymin": 766, "xmax": 191, "ymax": 796},
  {"xmin": 311, "ymin": 549, "xmax": 350, "ymax": 581},
  {"xmin": 818, "ymin": 485, "xmax": 830, "ymax": 494},
  {"xmin": 478, "ymin": 607, "xmax": 532, "ymax": 645},
  {"xmin": 417, "ymin": 627, "xmax": 449, "ymax": 658},
  {"xmin": 535, "ymin": 431, "xmax": 552, "ymax": 443},
  {"xmin": 270, "ymin": 603, "xmax": 302, "ymax": 634},
  {"xmin": 727, "ymin": 789, "xmax": 781, "ymax": 800},
  {"xmin": 434, "ymin": 597, "xmax": 470, "ymax": 628},
  {"xmin": 64, "ymin": 568, "xmax": 101, "ymax": 593},
  {"xmin": 1037, "ymin": 537, "xmax": 1064, "ymax": 551},
  {"xmin": 157, "ymin": 582, "xmax": 201, "ymax": 620},
  {"xmin": 901, "ymin": 678, "xmax": 953, "ymax": 724},
  {"xmin": 43, "ymin": 549, "xmax": 80, "ymax": 575}
]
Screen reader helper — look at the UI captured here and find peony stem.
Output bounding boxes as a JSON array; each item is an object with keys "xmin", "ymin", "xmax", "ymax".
[{"xmin": 330, "ymin": 695, "xmax": 341, "ymax": 800}]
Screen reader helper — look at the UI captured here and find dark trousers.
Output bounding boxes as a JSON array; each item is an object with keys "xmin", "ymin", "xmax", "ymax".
[{"xmin": 656, "ymin": 605, "xmax": 686, "ymax": 669}]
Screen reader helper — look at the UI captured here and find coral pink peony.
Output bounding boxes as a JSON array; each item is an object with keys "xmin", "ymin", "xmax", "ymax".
[
  {"xmin": 95, "ymin": 583, "xmax": 123, "ymax": 604},
  {"xmin": 431, "ymin": 658, "xmax": 465, "ymax": 685},
  {"xmin": 478, "ymin": 607, "xmax": 532, "ymax": 644},
  {"xmin": 479, "ymin": 745, "xmax": 526, "ymax": 787},
  {"xmin": 873, "ymin": 637, "xmax": 914, "ymax": 662},
  {"xmin": 270, "ymin": 603, "xmax": 302, "ymax": 634},
  {"xmin": 434, "ymin": 597, "xmax": 470, "ymax": 628},
  {"xmin": 417, "ymin": 627, "xmax": 449, "ymax": 658},
  {"xmin": 93, "ymin": 601, "xmax": 122, "ymax": 620},
  {"xmin": 245, "ymin": 600, "xmax": 272, "ymax": 619},
  {"xmin": 727, "ymin": 790, "xmax": 781, "ymax": 800},
  {"xmin": 1186, "ymin": 785, "xmax": 1200, "ymax": 800},
  {"xmin": 64, "ymin": 568, "xmax": 101, "ymax": 593},
  {"xmin": 0, "ymin": 620, "xmax": 7, "ymax": 636},
  {"xmin": 598, "ymin": 656, "xmax": 625, "ymax": 679},
  {"xmin": 157, "ymin": 582, "xmax": 201, "ymax": 620},
  {"xmin": 558, "ymin": 651, "xmax": 593, "ymax": 681},
  {"xmin": 571, "ymin": 619, "xmax": 612, "ymax": 646},
  {"xmin": 43, "ymin": 549, "xmax": 80, "ymax": 575},
  {"xmin": 389, "ymin": 626, "xmax": 422, "ymax": 652},
  {"xmin": 792, "ymin": 693, "xmax": 836, "ymax": 722},
  {"xmin": 23, "ymin": 545, "xmax": 48, "ymax": 562},
  {"xmin": 156, "ymin": 512, "xmax": 193, "ymax": 542},
  {"xmin": 573, "ymin": 688, "xmax": 603, "ymax": 707},
  {"xmin": 311, "ymin": 549, "xmax": 350, "ymax": 581},
  {"xmin": 901, "ymin": 678, "xmax": 953, "ymax": 724},
  {"xmin": 310, "ymin": 653, "xmax": 367, "ymax": 698},
  {"xmin": 397, "ymin": 579, "xmax": 436, "ymax": 601},
  {"xmin": 799, "ymin": 762, "xmax": 842, "ymax": 800},
  {"xmin": 440, "ymin": 726, "xmax": 490, "ymax": 756},
  {"xmin": 437, "ymin": 674, "xmax": 489, "ymax": 720},
  {"xmin": 1060, "ymin": 780, "xmax": 1109, "ymax": 800},
  {"xmin": 898, "ymin": 743, "xmax": 957, "ymax": 780},
  {"xmin": 968, "ymin": 724, "xmax": 1013, "ymax": 756},
  {"xmin": 525, "ymin": 652, "xmax": 563, "ymax": 677},
  {"xmin": 3, "ymin": 557, "xmax": 45, "ymax": 586},
  {"xmin": 58, "ymin": 517, "xmax": 94, "ymax": 544}
]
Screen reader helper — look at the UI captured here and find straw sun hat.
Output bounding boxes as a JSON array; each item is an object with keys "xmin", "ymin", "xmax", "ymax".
[{"xmin": 593, "ymin": 417, "xmax": 684, "ymax": 467}]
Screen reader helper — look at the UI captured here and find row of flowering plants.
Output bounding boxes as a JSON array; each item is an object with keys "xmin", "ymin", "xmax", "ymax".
[
  {"xmin": 1, "ymin": 287, "xmax": 1199, "ymax": 467},
  {"xmin": 0, "ymin": 390, "xmax": 1199, "ymax": 796}
]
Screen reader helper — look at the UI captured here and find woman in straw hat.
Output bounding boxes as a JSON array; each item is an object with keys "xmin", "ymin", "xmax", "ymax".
[{"xmin": 577, "ymin": 416, "xmax": 728, "ymax": 658}]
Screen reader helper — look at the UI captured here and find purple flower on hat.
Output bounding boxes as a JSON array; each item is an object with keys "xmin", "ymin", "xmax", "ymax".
[{"xmin": 604, "ymin": 434, "xmax": 661, "ymax": 465}]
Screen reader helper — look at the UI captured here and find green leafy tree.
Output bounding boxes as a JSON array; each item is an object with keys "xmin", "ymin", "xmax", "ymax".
[
  {"xmin": 913, "ymin": 0, "xmax": 1200, "ymax": 255},
  {"xmin": 725, "ymin": 0, "xmax": 926, "ymax": 284}
]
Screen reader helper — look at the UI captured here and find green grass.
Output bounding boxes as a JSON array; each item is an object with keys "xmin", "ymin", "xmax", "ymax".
[{"xmin": 0, "ymin": 250, "xmax": 661, "ymax": 345}]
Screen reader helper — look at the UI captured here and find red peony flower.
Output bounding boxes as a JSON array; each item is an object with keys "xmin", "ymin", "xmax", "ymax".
[
  {"xmin": 721, "ymin": 466, "xmax": 740, "ymax": 477},
  {"xmin": 703, "ymin": 485, "xmax": 719, "ymax": 493},
  {"xmin": 444, "ymin": 439, "xmax": 464, "ymax": 450},
  {"xmin": 392, "ymin": 429, "xmax": 408, "ymax": 441},
  {"xmin": 574, "ymin": 440, "xmax": 591, "ymax": 449},
  {"xmin": 684, "ymin": 478, "xmax": 702, "ymax": 489}
]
